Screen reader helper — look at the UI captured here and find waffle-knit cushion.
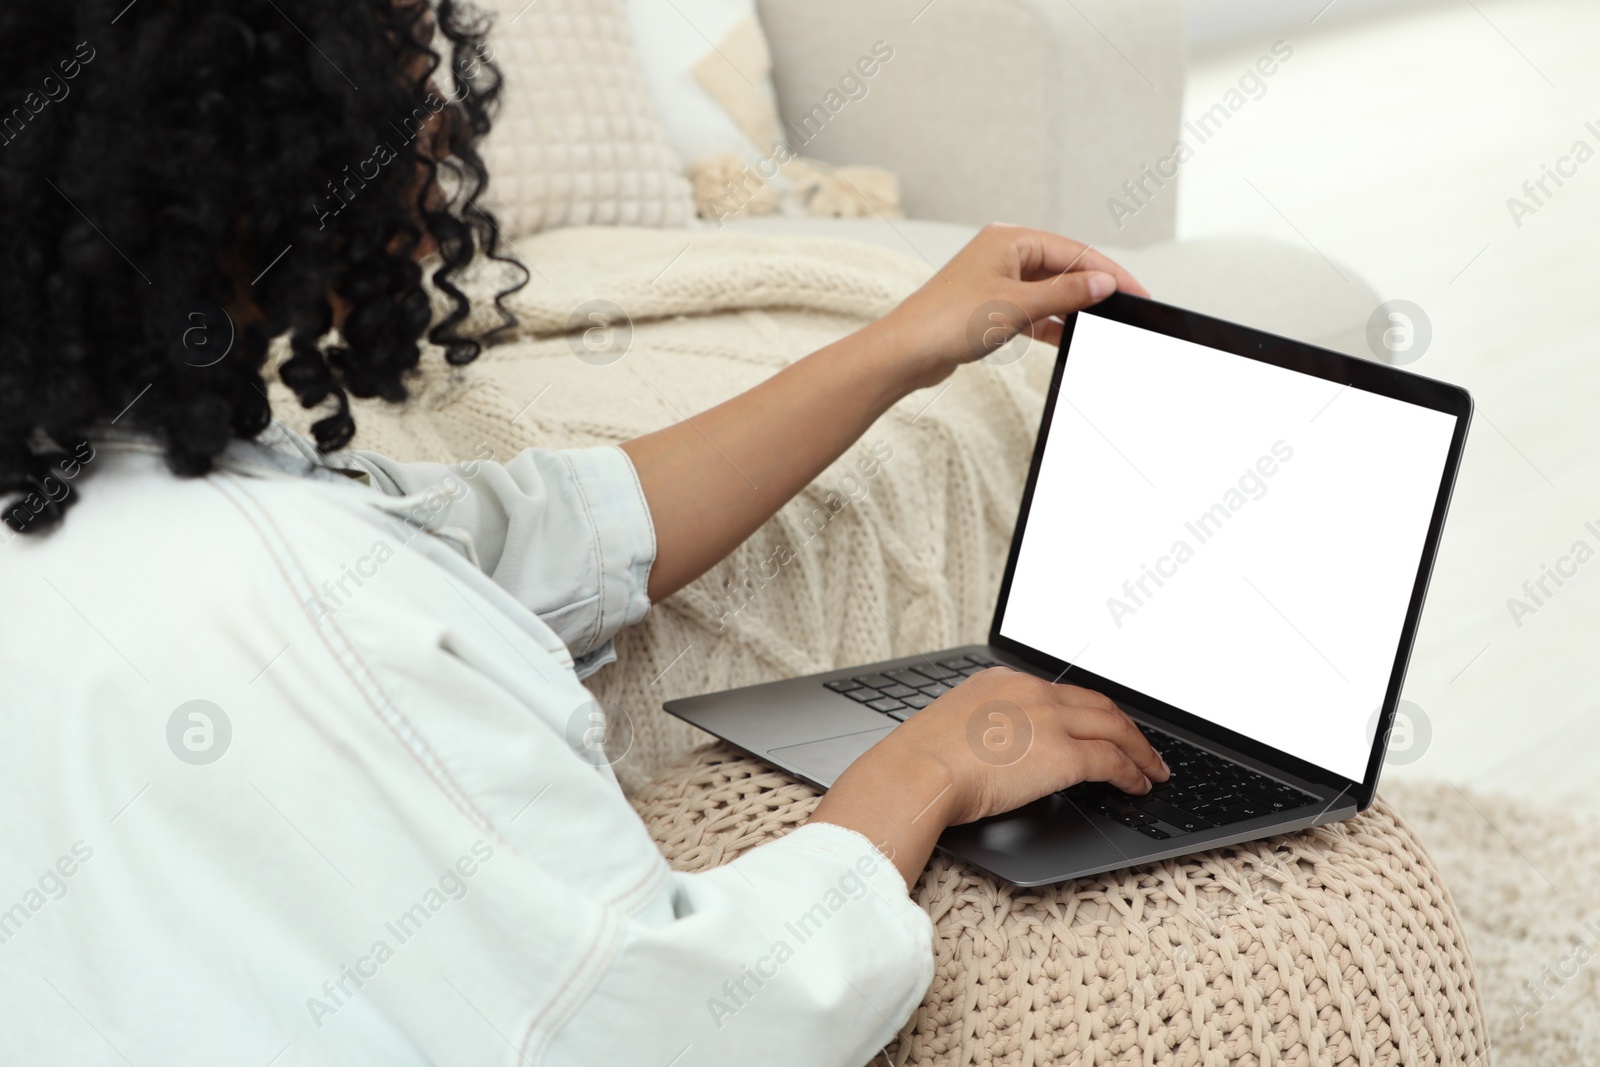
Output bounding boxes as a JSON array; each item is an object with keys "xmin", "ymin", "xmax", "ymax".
[
  {"xmin": 477, "ymin": 0, "xmax": 696, "ymax": 235},
  {"xmin": 633, "ymin": 743, "xmax": 1488, "ymax": 1067}
]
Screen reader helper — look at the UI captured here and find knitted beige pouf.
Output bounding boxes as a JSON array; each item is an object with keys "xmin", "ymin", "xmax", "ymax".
[{"xmin": 633, "ymin": 743, "xmax": 1488, "ymax": 1067}]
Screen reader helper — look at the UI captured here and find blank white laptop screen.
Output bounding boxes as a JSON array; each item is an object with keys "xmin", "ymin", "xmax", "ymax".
[{"xmin": 998, "ymin": 312, "xmax": 1459, "ymax": 782}]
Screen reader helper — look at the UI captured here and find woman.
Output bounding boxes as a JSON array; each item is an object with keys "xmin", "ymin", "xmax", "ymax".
[{"xmin": 0, "ymin": 1, "xmax": 1167, "ymax": 1062}]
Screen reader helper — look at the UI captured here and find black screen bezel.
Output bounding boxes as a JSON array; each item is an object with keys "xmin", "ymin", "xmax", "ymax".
[{"xmin": 987, "ymin": 292, "xmax": 1473, "ymax": 807}]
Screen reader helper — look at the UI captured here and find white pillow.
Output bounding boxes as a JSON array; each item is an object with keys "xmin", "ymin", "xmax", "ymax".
[
  {"xmin": 619, "ymin": 0, "xmax": 906, "ymax": 226},
  {"xmin": 474, "ymin": 0, "xmax": 697, "ymax": 236},
  {"xmin": 624, "ymin": 0, "xmax": 789, "ymax": 166}
]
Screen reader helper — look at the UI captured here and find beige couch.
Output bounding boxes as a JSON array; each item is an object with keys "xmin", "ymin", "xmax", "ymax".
[{"xmin": 736, "ymin": 0, "xmax": 1381, "ymax": 360}]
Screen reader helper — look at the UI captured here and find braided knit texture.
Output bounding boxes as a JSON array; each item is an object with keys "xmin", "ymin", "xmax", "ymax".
[{"xmin": 634, "ymin": 743, "xmax": 1488, "ymax": 1067}]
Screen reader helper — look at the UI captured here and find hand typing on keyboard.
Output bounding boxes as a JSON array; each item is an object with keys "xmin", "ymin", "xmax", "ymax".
[{"xmin": 812, "ymin": 664, "xmax": 1170, "ymax": 887}]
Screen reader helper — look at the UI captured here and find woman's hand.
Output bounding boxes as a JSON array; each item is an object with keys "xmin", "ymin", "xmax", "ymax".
[
  {"xmin": 877, "ymin": 223, "xmax": 1151, "ymax": 392},
  {"xmin": 887, "ymin": 666, "xmax": 1168, "ymax": 823},
  {"xmin": 622, "ymin": 223, "xmax": 1147, "ymax": 603},
  {"xmin": 810, "ymin": 666, "xmax": 1169, "ymax": 888}
]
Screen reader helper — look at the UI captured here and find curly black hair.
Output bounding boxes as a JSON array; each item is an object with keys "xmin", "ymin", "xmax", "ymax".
[{"xmin": 0, "ymin": 0, "xmax": 523, "ymax": 535}]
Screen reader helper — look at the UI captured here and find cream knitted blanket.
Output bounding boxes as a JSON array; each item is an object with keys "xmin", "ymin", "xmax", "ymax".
[{"xmin": 278, "ymin": 225, "xmax": 1051, "ymax": 794}]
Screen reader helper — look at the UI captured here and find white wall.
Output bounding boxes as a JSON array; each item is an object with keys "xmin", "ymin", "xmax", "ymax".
[{"xmin": 1183, "ymin": 0, "xmax": 1440, "ymax": 52}]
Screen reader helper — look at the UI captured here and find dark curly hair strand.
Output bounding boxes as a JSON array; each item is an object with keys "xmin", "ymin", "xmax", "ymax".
[{"xmin": 0, "ymin": 0, "xmax": 524, "ymax": 535}]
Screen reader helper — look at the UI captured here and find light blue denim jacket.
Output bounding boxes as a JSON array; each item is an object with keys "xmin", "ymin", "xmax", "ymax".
[
  {"xmin": 1, "ymin": 421, "xmax": 932, "ymax": 1066},
  {"xmin": 234, "ymin": 421, "xmax": 657, "ymax": 678}
]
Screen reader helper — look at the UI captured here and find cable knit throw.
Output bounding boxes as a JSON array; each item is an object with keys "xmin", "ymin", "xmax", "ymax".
[{"xmin": 275, "ymin": 225, "xmax": 1486, "ymax": 1065}]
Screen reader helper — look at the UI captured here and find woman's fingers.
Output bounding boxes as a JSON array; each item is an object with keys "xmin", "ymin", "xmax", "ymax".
[
  {"xmin": 1046, "ymin": 682, "xmax": 1121, "ymax": 714},
  {"xmin": 872, "ymin": 664, "xmax": 1175, "ymax": 823},
  {"xmin": 1005, "ymin": 227, "xmax": 1151, "ymax": 297},
  {"xmin": 996, "ymin": 225, "xmax": 1152, "ymax": 327},
  {"xmin": 880, "ymin": 222, "xmax": 1153, "ymax": 383},
  {"xmin": 1023, "ymin": 316, "xmax": 1065, "ymax": 348},
  {"xmin": 1064, "ymin": 738, "xmax": 1151, "ymax": 795},
  {"xmin": 1052, "ymin": 702, "xmax": 1169, "ymax": 785},
  {"xmin": 973, "ymin": 672, "xmax": 1166, "ymax": 788},
  {"xmin": 999, "ymin": 270, "xmax": 1116, "ymax": 338}
]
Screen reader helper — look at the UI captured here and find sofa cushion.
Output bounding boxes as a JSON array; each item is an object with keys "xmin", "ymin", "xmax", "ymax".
[{"xmin": 476, "ymin": 0, "xmax": 697, "ymax": 235}]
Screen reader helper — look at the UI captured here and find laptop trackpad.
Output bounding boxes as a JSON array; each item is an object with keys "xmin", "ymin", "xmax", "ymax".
[{"xmin": 768, "ymin": 727, "xmax": 895, "ymax": 788}]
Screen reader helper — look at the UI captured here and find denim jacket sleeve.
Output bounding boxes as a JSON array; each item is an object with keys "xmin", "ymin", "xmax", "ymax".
[{"xmin": 343, "ymin": 443, "xmax": 657, "ymax": 674}]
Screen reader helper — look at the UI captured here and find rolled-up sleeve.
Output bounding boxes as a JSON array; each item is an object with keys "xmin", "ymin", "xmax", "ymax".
[
  {"xmin": 345, "ymin": 444, "xmax": 656, "ymax": 666},
  {"xmin": 550, "ymin": 822, "xmax": 936, "ymax": 1065}
]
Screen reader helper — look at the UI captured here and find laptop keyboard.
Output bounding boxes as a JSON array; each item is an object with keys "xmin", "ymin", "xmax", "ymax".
[
  {"xmin": 822, "ymin": 655, "xmax": 998, "ymax": 720},
  {"xmin": 823, "ymin": 657, "xmax": 1320, "ymax": 838},
  {"xmin": 1060, "ymin": 723, "xmax": 1319, "ymax": 839}
]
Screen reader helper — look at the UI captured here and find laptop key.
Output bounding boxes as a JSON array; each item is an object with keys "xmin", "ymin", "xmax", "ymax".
[
  {"xmin": 901, "ymin": 693, "xmax": 935, "ymax": 710},
  {"xmin": 1184, "ymin": 802, "xmax": 1228, "ymax": 818},
  {"xmin": 1210, "ymin": 801, "xmax": 1270, "ymax": 823},
  {"xmin": 937, "ymin": 658, "xmax": 977, "ymax": 672},
  {"xmin": 846, "ymin": 689, "xmax": 883, "ymax": 703},
  {"xmin": 1250, "ymin": 785, "xmax": 1311, "ymax": 806},
  {"xmin": 824, "ymin": 680, "xmax": 863, "ymax": 693},
  {"xmin": 885, "ymin": 669, "xmax": 932, "ymax": 688},
  {"xmin": 878, "ymin": 685, "xmax": 918, "ymax": 699},
  {"xmin": 1137, "ymin": 825, "xmax": 1172, "ymax": 840},
  {"xmin": 852, "ymin": 674, "xmax": 896, "ymax": 690},
  {"xmin": 867, "ymin": 698, "xmax": 908, "ymax": 714},
  {"xmin": 1133, "ymin": 798, "xmax": 1215, "ymax": 833},
  {"xmin": 1115, "ymin": 720, "xmax": 1319, "ymax": 829},
  {"xmin": 918, "ymin": 683, "xmax": 954, "ymax": 698},
  {"xmin": 886, "ymin": 706, "xmax": 923, "ymax": 722},
  {"xmin": 1112, "ymin": 809, "xmax": 1155, "ymax": 828},
  {"xmin": 913, "ymin": 664, "xmax": 962, "ymax": 681}
]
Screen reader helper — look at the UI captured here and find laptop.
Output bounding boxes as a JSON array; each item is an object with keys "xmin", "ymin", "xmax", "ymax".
[{"xmin": 665, "ymin": 293, "xmax": 1472, "ymax": 887}]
